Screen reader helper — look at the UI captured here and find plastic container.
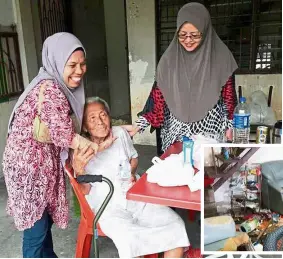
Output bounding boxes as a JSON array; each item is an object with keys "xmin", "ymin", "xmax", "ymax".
[
  {"xmin": 204, "ymin": 215, "xmax": 236, "ymax": 245},
  {"xmin": 233, "ymin": 97, "xmax": 251, "ymax": 144},
  {"xmin": 240, "ymin": 217, "xmax": 260, "ymax": 233},
  {"xmin": 182, "ymin": 136, "xmax": 194, "ymax": 166}
]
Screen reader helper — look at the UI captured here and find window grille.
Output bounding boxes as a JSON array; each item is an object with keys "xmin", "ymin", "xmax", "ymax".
[
  {"xmin": 38, "ymin": 0, "xmax": 72, "ymax": 43},
  {"xmin": 0, "ymin": 32, "xmax": 24, "ymax": 100}
]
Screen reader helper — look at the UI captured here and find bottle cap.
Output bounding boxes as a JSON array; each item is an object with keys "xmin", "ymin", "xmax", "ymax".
[
  {"xmin": 239, "ymin": 97, "xmax": 246, "ymax": 103},
  {"xmin": 182, "ymin": 136, "xmax": 191, "ymax": 141}
]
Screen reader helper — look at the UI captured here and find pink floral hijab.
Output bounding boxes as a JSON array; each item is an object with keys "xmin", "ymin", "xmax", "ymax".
[{"xmin": 8, "ymin": 32, "xmax": 86, "ymax": 133}]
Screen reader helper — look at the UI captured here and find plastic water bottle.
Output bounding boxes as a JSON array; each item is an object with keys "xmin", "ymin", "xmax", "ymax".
[
  {"xmin": 233, "ymin": 97, "xmax": 251, "ymax": 144},
  {"xmin": 119, "ymin": 159, "xmax": 132, "ymax": 195},
  {"xmin": 182, "ymin": 136, "xmax": 194, "ymax": 166}
]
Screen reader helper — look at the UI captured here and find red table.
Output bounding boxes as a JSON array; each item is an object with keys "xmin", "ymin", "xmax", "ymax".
[{"xmin": 126, "ymin": 142, "xmax": 201, "ymax": 211}]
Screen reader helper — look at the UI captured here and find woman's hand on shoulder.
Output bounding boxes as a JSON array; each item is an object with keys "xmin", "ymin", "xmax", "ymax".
[
  {"xmin": 99, "ymin": 131, "xmax": 118, "ymax": 151},
  {"xmin": 71, "ymin": 134, "xmax": 99, "ymax": 155},
  {"xmin": 120, "ymin": 124, "xmax": 140, "ymax": 137},
  {"xmin": 90, "ymin": 142, "xmax": 99, "ymax": 154},
  {"xmin": 72, "ymin": 145, "xmax": 95, "ymax": 175}
]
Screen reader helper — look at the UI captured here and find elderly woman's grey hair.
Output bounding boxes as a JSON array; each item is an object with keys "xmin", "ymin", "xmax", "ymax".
[{"xmin": 85, "ymin": 96, "xmax": 110, "ymax": 114}]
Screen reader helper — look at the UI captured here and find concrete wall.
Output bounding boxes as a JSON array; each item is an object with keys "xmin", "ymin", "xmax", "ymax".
[
  {"xmin": 104, "ymin": 0, "xmax": 131, "ymax": 121},
  {"xmin": 30, "ymin": 0, "xmax": 44, "ymax": 68},
  {"xmin": 126, "ymin": 0, "xmax": 157, "ymax": 145},
  {"xmin": 0, "ymin": 100, "xmax": 17, "ymax": 178},
  {"xmin": 0, "ymin": 0, "xmax": 38, "ymax": 178},
  {"xmin": 71, "ymin": 0, "xmax": 110, "ymax": 103},
  {"xmin": 13, "ymin": 0, "xmax": 38, "ymax": 86},
  {"xmin": 71, "ymin": 0, "xmax": 131, "ymax": 120},
  {"xmin": 0, "ymin": 0, "xmax": 17, "ymax": 178},
  {"xmin": 0, "ymin": 0, "xmax": 14, "ymax": 26}
]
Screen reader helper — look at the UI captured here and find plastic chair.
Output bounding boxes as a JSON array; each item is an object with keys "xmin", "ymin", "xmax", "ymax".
[
  {"xmin": 64, "ymin": 162, "xmax": 113, "ymax": 258},
  {"xmin": 64, "ymin": 162, "xmax": 159, "ymax": 258}
]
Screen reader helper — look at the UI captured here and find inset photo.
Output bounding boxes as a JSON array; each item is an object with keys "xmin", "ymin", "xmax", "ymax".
[{"xmin": 202, "ymin": 145, "xmax": 283, "ymax": 254}]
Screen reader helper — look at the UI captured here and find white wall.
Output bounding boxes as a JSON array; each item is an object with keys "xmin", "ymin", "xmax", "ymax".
[
  {"xmin": 126, "ymin": 0, "xmax": 157, "ymax": 145},
  {"xmin": 248, "ymin": 147, "xmax": 283, "ymax": 164}
]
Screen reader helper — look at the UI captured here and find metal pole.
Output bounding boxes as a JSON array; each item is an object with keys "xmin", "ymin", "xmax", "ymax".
[{"xmin": 93, "ymin": 177, "xmax": 114, "ymax": 258}]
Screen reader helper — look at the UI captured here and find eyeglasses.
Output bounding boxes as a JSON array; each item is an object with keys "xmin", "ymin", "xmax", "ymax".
[{"xmin": 178, "ymin": 31, "xmax": 202, "ymax": 42}]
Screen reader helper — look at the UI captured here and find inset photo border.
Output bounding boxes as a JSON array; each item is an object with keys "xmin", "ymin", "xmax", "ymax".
[{"xmin": 201, "ymin": 144, "xmax": 283, "ymax": 257}]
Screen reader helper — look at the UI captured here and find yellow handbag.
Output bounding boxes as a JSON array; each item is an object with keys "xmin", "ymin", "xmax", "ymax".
[{"xmin": 32, "ymin": 82, "xmax": 53, "ymax": 143}]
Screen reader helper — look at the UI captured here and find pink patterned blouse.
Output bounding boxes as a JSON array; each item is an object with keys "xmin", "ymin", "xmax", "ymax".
[{"xmin": 3, "ymin": 80, "xmax": 75, "ymax": 231}]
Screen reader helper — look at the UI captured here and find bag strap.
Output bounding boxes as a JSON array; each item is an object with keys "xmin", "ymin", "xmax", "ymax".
[{"xmin": 37, "ymin": 81, "xmax": 48, "ymax": 116}]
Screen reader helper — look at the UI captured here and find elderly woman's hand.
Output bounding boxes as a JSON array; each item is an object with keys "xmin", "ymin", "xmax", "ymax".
[{"xmin": 72, "ymin": 145, "xmax": 95, "ymax": 175}]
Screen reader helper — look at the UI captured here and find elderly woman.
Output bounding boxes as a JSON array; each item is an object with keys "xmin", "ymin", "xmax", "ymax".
[
  {"xmin": 3, "ymin": 33, "xmax": 114, "ymax": 258},
  {"xmin": 123, "ymin": 3, "xmax": 238, "ymax": 154},
  {"xmin": 72, "ymin": 97, "xmax": 190, "ymax": 258}
]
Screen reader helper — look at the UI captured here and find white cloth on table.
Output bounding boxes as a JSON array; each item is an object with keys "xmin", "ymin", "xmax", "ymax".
[
  {"xmin": 84, "ymin": 126, "xmax": 190, "ymax": 258},
  {"xmin": 188, "ymin": 170, "xmax": 203, "ymax": 192},
  {"xmin": 146, "ymin": 141, "xmax": 205, "ymax": 191},
  {"xmin": 146, "ymin": 154, "xmax": 195, "ymax": 187}
]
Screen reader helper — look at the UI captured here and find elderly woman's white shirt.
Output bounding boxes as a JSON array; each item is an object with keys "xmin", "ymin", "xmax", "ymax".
[{"xmin": 85, "ymin": 126, "xmax": 138, "ymax": 214}]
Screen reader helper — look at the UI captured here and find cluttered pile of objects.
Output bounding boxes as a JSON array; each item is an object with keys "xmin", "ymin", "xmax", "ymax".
[
  {"xmin": 204, "ymin": 162, "xmax": 283, "ymax": 252},
  {"xmin": 204, "ymin": 213, "xmax": 283, "ymax": 252}
]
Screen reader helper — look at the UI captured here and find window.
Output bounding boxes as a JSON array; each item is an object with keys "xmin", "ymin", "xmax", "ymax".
[
  {"xmin": 256, "ymin": 43, "xmax": 272, "ymax": 69},
  {"xmin": 156, "ymin": 0, "xmax": 282, "ymax": 73},
  {"xmin": 0, "ymin": 32, "xmax": 24, "ymax": 101},
  {"xmin": 38, "ymin": 0, "xmax": 72, "ymax": 43}
]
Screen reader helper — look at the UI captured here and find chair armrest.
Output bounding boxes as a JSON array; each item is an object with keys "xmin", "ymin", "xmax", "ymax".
[{"xmin": 261, "ymin": 161, "xmax": 283, "ymax": 181}]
